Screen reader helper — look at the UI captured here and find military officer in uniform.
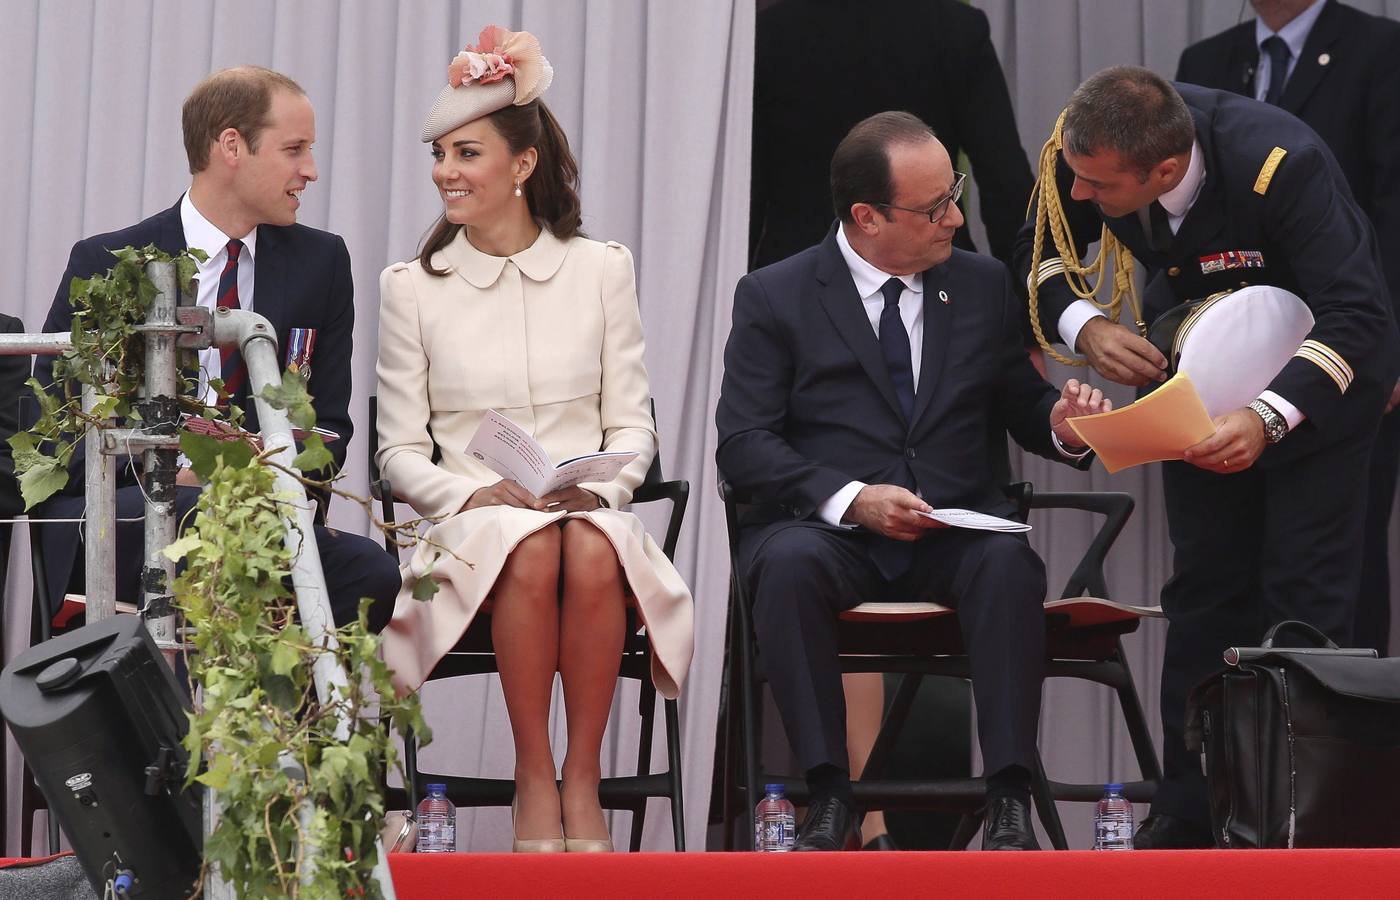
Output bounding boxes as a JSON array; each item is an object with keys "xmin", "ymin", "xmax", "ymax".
[{"xmin": 1013, "ymin": 65, "xmax": 1398, "ymax": 848}]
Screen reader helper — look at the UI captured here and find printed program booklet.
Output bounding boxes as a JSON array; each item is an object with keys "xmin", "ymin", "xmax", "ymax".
[{"xmin": 466, "ymin": 409, "xmax": 637, "ymax": 498}]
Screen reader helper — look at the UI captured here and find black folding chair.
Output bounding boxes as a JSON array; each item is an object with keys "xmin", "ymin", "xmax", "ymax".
[{"xmin": 715, "ymin": 476, "xmax": 1161, "ymax": 850}]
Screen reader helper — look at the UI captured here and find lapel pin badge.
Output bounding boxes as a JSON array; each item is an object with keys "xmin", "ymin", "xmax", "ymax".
[
  {"xmin": 939, "ymin": 290, "xmax": 950, "ymax": 304},
  {"xmin": 1318, "ymin": 52, "xmax": 1330, "ymax": 66}
]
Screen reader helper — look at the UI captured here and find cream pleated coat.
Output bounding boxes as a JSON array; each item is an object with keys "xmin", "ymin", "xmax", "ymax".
[{"xmin": 374, "ymin": 228, "xmax": 693, "ymax": 698}]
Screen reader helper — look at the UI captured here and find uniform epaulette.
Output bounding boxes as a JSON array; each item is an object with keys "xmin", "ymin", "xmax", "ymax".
[{"xmin": 1253, "ymin": 147, "xmax": 1288, "ymax": 196}]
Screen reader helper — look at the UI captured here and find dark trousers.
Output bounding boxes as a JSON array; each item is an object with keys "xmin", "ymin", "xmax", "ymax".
[
  {"xmin": 741, "ymin": 520, "xmax": 1047, "ymax": 778},
  {"xmin": 38, "ymin": 485, "xmax": 399, "ymax": 633},
  {"xmin": 1154, "ymin": 426, "xmax": 1374, "ymax": 829},
  {"xmin": 1356, "ymin": 409, "xmax": 1400, "ymax": 655}
]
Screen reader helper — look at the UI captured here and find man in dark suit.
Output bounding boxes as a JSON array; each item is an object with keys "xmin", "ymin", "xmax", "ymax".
[
  {"xmin": 750, "ymin": 0, "xmax": 1033, "ymax": 271},
  {"xmin": 718, "ymin": 112, "xmax": 1106, "ymax": 851},
  {"xmin": 1176, "ymin": 0, "xmax": 1400, "ymax": 654},
  {"xmin": 0, "ymin": 313, "xmax": 30, "ymax": 592},
  {"xmin": 1014, "ymin": 66, "xmax": 1397, "ymax": 847},
  {"xmin": 33, "ymin": 66, "xmax": 398, "ymax": 633}
]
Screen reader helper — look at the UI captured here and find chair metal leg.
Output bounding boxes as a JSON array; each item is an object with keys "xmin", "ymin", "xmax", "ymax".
[
  {"xmin": 1031, "ymin": 751, "xmax": 1068, "ymax": 850},
  {"xmin": 629, "ymin": 685, "xmax": 658, "ymax": 853},
  {"xmin": 1113, "ymin": 639, "xmax": 1163, "ymax": 785},
  {"xmin": 738, "ymin": 615, "xmax": 762, "ymax": 851},
  {"xmin": 949, "ymin": 812, "xmax": 981, "ymax": 850},
  {"xmin": 664, "ymin": 698, "xmax": 685, "ymax": 851},
  {"xmin": 403, "ymin": 730, "xmax": 421, "ymax": 811},
  {"xmin": 719, "ymin": 648, "xmax": 740, "ymax": 852}
]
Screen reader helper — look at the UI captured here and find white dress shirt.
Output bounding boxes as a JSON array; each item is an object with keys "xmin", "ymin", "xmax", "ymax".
[
  {"xmin": 180, "ymin": 191, "xmax": 257, "ymax": 406},
  {"xmin": 1055, "ymin": 142, "xmax": 1306, "ymax": 430},
  {"xmin": 1253, "ymin": 0, "xmax": 1327, "ymax": 101}
]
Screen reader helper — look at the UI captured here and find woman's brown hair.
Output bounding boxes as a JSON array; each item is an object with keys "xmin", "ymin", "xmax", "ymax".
[{"xmin": 419, "ymin": 100, "xmax": 583, "ymax": 276}]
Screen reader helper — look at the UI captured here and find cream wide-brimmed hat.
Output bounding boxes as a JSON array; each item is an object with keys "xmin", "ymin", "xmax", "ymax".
[{"xmin": 420, "ymin": 26, "xmax": 554, "ymax": 143}]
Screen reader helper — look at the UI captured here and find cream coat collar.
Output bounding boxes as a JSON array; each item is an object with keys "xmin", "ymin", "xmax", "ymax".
[{"xmin": 438, "ymin": 226, "xmax": 569, "ymax": 288}]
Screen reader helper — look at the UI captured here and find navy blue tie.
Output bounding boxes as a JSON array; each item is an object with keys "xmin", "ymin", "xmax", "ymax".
[
  {"xmin": 879, "ymin": 277, "xmax": 915, "ymax": 420},
  {"xmin": 1262, "ymin": 36, "xmax": 1292, "ymax": 106}
]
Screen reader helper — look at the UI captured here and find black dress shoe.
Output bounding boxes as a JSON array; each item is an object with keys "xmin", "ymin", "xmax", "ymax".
[
  {"xmin": 862, "ymin": 833, "xmax": 899, "ymax": 851},
  {"xmin": 793, "ymin": 796, "xmax": 861, "ymax": 851},
  {"xmin": 981, "ymin": 794, "xmax": 1041, "ymax": 850},
  {"xmin": 1133, "ymin": 814, "xmax": 1213, "ymax": 849}
]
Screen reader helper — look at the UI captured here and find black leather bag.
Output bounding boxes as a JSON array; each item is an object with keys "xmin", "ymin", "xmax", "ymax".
[{"xmin": 1185, "ymin": 620, "xmax": 1400, "ymax": 848}]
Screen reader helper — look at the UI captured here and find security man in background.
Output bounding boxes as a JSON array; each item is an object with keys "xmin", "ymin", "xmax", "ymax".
[
  {"xmin": 1013, "ymin": 65, "xmax": 1397, "ymax": 848},
  {"xmin": 1177, "ymin": 0, "xmax": 1400, "ymax": 653}
]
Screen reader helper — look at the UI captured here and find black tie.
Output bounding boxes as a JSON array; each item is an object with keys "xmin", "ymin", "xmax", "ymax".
[
  {"xmin": 1262, "ymin": 35, "xmax": 1292, "ymax": 106},
  {"xmin": 878, "ymin": 277, "xmax": 915, "ymax": 421},
  {"xmin": 1146, "ymin": 201, "xmax": 1173, "ymax": 254}
]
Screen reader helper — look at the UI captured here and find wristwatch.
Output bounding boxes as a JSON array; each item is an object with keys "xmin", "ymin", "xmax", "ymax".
[{"xmin": 1248, "ymin": 399, "xmax": 1288, "ymax": 444}]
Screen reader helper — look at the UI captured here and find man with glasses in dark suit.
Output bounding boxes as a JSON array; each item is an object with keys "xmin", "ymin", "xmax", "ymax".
[{"xmin": 719, "ymin": 111, "xmax": 1105, "ymax": 852}]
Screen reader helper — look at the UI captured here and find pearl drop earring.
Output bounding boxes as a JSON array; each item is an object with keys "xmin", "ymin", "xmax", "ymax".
[{"xmin": 513, "ymin": 180, "xmax": 523, "ymax": 198}]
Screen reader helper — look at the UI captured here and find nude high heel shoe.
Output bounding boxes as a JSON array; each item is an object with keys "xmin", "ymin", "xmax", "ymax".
[
  {"xmin": 511, "ymin": 797, "xmax": 566, "ymax": 853},
  {"xmin": 563, "ymin": 835, "xmax": 614, "ymax": 853}
]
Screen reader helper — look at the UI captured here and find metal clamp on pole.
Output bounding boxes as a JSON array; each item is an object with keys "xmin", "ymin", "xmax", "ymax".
[{"xmin": 134, "ymin": 260, "xmax": 189, "ymax": 652}]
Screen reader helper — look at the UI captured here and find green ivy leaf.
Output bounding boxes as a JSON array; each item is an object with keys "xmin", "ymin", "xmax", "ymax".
[
  {"xmin": 198, "ymin": 754, "xmax": 235, "ymax": 791},
  {"xmin": 18, "ymin": 458, "xmax": 69, "ymax": 510},
  {"xmin": 259, "ymin": 368, "xmax": 316, "ymax": 431},
  {"xmin": 269, "ymin": 640, "xmax": 300, "ymax": 677},
  {"xmin": 292, "ymin": 433, "xmax": 333, "ymax": 474},
  {"xmin": 161, "ymin": 534, "xmax": 203, "ymax": 563}
]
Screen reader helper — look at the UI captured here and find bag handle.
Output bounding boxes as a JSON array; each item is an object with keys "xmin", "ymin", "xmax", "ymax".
[{"xmin": 1261, "ymin": 620, "xmax": 1339, "ymax": 650}]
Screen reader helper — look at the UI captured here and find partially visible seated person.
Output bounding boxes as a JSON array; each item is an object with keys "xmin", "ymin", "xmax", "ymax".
[
  {"xmin": 374, "ymin": 27, "xmax": 693, "ymax": 854},
  {"xmin": 31, "ymin": 66, "xmax": 398, "ymax": 632},
  {"xmin": 715, "ymin": 111, "xmax": 1107, "ymax": 852}
]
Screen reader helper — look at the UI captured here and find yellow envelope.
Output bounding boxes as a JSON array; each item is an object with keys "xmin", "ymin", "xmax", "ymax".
[{"xmin": 1067, "ymin": 372, "xmax": 1217, "ymax": 473}]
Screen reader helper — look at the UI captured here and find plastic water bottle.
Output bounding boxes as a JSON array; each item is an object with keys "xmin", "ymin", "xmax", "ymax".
[
  {"xmin": 1093, "ymin": 783, "xmax": 1134, "ymax": 850},
  {"xmin": 754, "ymin": 784, "xmax": 796, "ymax": 851},
  {"xmin": 415, "ymin": 784, "xmax": 457, "ymax": 853}
]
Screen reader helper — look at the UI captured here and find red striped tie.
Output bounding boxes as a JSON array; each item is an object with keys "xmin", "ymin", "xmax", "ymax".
[{"xmin": 216, "ymin": 239, "xmax": 247, "ymax": 400}]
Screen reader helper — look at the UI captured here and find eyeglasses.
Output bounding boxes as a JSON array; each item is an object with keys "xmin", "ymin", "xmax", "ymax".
[{"xmin": 876, "ymin": 172, "xmax": 967, "ymax": 224}]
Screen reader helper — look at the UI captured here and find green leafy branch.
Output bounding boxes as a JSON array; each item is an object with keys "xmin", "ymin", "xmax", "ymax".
[
  {"xmin": 8, "ymin": 244, "xmax": 205, "ymax": 510},
  {"xmin": 167, "ymin": 451, "xmax": 428, "ymax": 898}
]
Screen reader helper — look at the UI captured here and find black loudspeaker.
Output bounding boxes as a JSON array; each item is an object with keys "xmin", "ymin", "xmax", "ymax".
[{"xmin": 0, "ymin": 615, "xmax": 201, "ymax": 898}]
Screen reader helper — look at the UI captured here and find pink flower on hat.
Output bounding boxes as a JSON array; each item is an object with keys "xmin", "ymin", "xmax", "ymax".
[
  {"xmin": 449, "ymin": 49, "xmax": 513, "ymax": 88},
  {"xmin": 446, "ymin": 25, "xmax": 553, "ymax": 105}
]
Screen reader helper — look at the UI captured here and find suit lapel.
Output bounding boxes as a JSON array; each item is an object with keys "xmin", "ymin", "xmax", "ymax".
[
  {"xmin": 156, "ymin": 200, "xmax": 186, "ymax": 256},
  {"xmin": 910, "ymin": 263, "xmax": 952, "ymax": 425},
  {"xmin": 1280, "ymin": 0, "xmax": 1341, "ymax": 114},
  {"xmin": 814, "ymin": 231, "xmax": 907, "ymax": 423},
  {"xmin": 1230, "ymin": 27, "xmax": 1261, "ymax": 98},
  {"xmin": 253, "ymin": 224, "xmax": 287, "ymax": 353}
]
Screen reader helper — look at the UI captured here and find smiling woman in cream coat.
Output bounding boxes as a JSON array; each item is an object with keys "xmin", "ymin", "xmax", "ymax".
[{"xmin": 375, "ymin": 27, "xmax": 692, "ymax": 854}]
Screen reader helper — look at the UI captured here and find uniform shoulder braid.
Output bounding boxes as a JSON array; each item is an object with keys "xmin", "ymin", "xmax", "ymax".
[{"xmin": 1253, "ymin": 147, "xmax": 1288, "ymax": 196}]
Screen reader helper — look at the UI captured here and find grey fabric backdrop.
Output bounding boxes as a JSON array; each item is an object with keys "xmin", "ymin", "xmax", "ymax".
[{"xmin": 1, "ymin": 0, "xmax": 1398, "ymax": 854}]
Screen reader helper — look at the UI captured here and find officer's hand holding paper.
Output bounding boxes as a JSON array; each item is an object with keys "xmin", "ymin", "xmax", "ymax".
[{"xmin": 466, "ymin": 409, "xmax": 638, "ymax": 500}]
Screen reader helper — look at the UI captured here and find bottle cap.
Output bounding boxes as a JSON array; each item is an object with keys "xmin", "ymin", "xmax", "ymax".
[
  {"xmin": 428, "ymin": 783, "xmax": 447, "ymax": 794},
  {"xmin": 1105, "ymin": 782, "xmax": 1124, "ymax": 792},
  {"xmin": 764, "ymin": 783, "xmax": 785, "ymax": 794}
]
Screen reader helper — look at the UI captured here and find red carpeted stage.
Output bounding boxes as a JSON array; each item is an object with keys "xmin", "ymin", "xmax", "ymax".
[{"xmin": 386, "ymin": 849, "xmax": 1400, "ymax": 898}]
